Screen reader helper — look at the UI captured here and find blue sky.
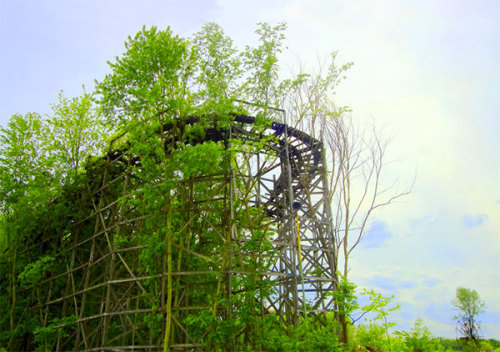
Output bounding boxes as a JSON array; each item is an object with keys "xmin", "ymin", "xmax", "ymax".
[{"xmin": 1, "ymin": 0, "xmax": 499, "ymax": 339}]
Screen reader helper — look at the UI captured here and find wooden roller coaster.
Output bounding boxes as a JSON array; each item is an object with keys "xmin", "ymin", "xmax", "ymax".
[{"xmin": 23, "ymin": 114, "xmax": 337, "ymax": 351}]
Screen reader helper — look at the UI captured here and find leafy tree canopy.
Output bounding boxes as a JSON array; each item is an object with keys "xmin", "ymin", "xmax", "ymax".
[{"xmin": 452, "ymin": 287, "xmax": 486, "ymax": 340}]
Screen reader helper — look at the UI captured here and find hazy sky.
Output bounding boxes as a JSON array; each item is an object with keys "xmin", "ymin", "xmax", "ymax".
[{"xmin": 1, "ymin": 0, "xmax": 499, "ymax": 338}]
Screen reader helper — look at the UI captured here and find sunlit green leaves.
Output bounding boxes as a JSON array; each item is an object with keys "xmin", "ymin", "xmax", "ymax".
[
  {"xmin": 0, "ymin": 112, "xmax": 52, "ymax": 210},
  {"xmin": 96, "ymin": 26, "xmax": 194, "ymax": 127},
  {"xmin": 242, "ymin": 22, "xmax": 287, "ymax": 108},
  {"xmin": 49, "ymin": 91, "xmax": 106, "ymax": 179},
  {"xmin": 192, "ymin": 23, "xmax": 241, "ymax": 115},
  {"xmin": 330, "ymin": 273, "xmax": 359, "ymax": 317},
  {"xmin": 360, "ymin": 288, "xmax": 400, "ymax": 328},
  {"xmin": 0, "ymin": 112, "xmax": 46, "ymax": 184},
  {"xmin": 174, "ymin": 141, "xmax": 227, "ymax": 179}
]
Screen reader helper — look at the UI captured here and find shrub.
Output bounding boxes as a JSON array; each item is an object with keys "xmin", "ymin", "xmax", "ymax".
[{"xmin": 351, "ymin": 323, "xmax": 408, "ymax": 352}]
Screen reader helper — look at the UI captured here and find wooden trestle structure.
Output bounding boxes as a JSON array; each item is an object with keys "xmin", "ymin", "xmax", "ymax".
[{"xmin": 30, "ymin": 115, "xmax": 337, "ymax": 351}]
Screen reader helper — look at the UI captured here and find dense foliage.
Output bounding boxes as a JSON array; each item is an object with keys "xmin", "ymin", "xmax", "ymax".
[{"xmin": 0, "ymin": 23, "xmax": 497, "ymax": 351}]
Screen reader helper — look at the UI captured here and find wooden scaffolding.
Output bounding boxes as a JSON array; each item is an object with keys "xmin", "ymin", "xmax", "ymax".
[{"xmin": 29, "ymin": 115, "xmax": 337, "ymax": 351}]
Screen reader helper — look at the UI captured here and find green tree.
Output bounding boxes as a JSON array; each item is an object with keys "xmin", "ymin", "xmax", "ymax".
[
  {"xmin": 96, "ymin": 26, "xmax": 195, "ymax": 129},
  {"xmin": 452, "ymin": 287, "xmax": 485, "ymax": 341},
  {"xmin": 0, "ymin": 112, "xmax": 54, "ymax": 349},
  {"xmin": 191, "ymin": 22, "xmax": 242, "ymax": 117},
  {"xmin": 241, "ymin": 22, "xmax": 287, "ymax": 114},
  {"xmin": 48, "ymin": 91, "xmax": 106, "ymax": 181},
  {"xmin": 0, "ymin": 112, "xmax": 49, "ymax": 203},
  {"xmin": 0, "ymin": 90, "xmax": 106, "ymax": 349}
]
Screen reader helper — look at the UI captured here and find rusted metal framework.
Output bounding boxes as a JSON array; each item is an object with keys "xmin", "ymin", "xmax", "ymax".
[{"xmin": 32, "ymin": 115, "xmax": 337, "ymax": 351}]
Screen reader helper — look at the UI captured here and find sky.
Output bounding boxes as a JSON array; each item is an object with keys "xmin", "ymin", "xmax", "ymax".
[{"xmin": 1, "ymin": 0, "xmax": 499, "ymax": 339}]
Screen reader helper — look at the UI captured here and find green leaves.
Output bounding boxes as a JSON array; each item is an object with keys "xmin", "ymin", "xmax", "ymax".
[
  {"xmin": 0, "ymin": 90, "xmax": 105, "ymax": 208},
  {"xmin": 329, "ymin": 274, "xmax": 400, "ymax": 328},
  {"xmin": 396, "ymin": 319, "xmax": 442, "ymax": 352},
  {"xmin": 242, "ymin": 22, "xmax": 287, "ymax": 120},
  {"xmin": 174, "ymin": 142, "xmax": 227, "ymax": 179},
  {"xmin": 0, "ymin": 112, "xmax": 53, "ymax": 210},
  {"xmin": 452, "ymin": 287, "xmax": 485, "ymax": 317},
  {"xmin": 96, "ymin": 26, "xmax": 193, "ymax": 128},
  {"xmin": 33, "ymin": 315, "xmax": 77, "ymax": 352},
  {"xmin": 451, "ymin": 287, "xmax": 486, "ymax": 340},
  {"xmin": 18, "ymin": 255, "xmax": 55, "ymax": 289},
  {"xmin": 0, "ymin": 112, "xmax": 45, "ymax": 184},
  {"xmin": 330, "ymin": 273, "xmax": 359, "ymax": 317},
  {"xmin": 49, "ymin": 91, "xmax": 106, "ymax": 179},
  {"xmin": 192, "ymin": 22, "xmax": 241, "ymax": 115},
  {"xmin": 360, "ymin": 288, "xmax": 400, "ymax": 328}
]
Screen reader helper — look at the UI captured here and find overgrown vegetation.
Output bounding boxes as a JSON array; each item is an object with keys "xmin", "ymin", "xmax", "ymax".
[{"xmin": 0, "ymin": 22, "xmax": 496, "ymax": 351}]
